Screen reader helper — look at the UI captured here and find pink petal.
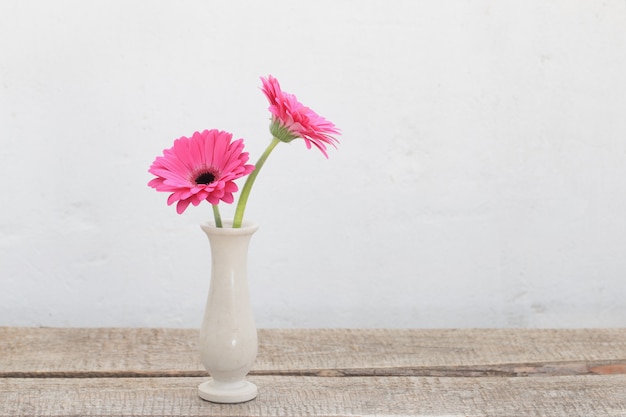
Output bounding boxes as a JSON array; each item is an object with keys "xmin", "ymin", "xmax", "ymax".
[{"xmin": 176, "ymin": 199, "xmax": 192, "ymax": 214}]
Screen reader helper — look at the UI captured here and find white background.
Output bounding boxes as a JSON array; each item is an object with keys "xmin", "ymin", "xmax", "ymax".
[{"xmin": 1, "ymin": 0, "xmax": 625, "ymax": 328}]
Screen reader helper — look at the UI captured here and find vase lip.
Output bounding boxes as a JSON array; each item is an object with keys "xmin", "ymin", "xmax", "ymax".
[{"xmin": 200, "ymin": 220, "xmax": 259, "ymax": 235}]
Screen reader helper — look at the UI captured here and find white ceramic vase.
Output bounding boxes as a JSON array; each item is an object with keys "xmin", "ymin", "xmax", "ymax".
[{"xmin": 197, "ymin": 220, "xmax": 259, "ymax": 404}]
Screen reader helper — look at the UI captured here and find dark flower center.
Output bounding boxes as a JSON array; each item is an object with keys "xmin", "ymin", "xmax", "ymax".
[{"xmin": 195, "ymin": 171, "xmax": 216, "ymax": 185}]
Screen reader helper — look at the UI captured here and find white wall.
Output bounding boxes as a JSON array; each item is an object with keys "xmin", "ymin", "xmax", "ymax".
[{"xmin": 1, "ymin": 0, "xmax": 625, "ymax": 328}]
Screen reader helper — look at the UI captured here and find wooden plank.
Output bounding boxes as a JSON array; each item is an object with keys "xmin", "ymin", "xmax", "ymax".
[
  {"xmin": 1, "ymin": 375, "xmax": 625, "ymax": 417},
  {"xmin": 1, "ymin": 327, "xmax": 625, "ymax": 377},
  {"xmin": 0, "ymin": 327, "xmax": 200, "ymax": 377},
  {"xmin": 256, "ymin": 328, "xmax": 626, "ymax": 377}
]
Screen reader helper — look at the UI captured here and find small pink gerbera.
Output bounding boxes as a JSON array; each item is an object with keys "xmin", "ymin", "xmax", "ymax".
[
  {"xmin": 148, "ymin": 129, "xmax": 255, "ymax": 214},
  {"xmin": 261, "ymin": 75, "xmax": 340, "ymax": 158}
]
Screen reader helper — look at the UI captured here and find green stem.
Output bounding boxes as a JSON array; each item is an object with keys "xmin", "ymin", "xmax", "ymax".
[
  {"xmin": 233, "ymin": 137, "xmax": 281, "ymax": 228},
  {"xmin": 212, "ymin": 204, "xmax": 223, "ymax": 228}
]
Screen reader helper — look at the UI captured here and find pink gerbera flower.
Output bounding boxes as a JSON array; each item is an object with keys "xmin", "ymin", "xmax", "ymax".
[
  {"xmin": 261, "ymin": 75, "xmax": 340, "ymax": 158},
  {"xmin": 148, "ymin": 129, "xmax": 255, "ymax": 214}
]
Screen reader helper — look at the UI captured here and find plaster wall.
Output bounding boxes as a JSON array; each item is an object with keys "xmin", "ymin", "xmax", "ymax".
[{"xmin": 1, "ymin": 0, "xmax": 625, "ymax": 327}]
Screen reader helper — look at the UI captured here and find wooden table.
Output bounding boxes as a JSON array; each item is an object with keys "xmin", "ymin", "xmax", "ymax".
[{"xmin": 1, "ymin": 328, "xmax": 625, "ymax": 416}]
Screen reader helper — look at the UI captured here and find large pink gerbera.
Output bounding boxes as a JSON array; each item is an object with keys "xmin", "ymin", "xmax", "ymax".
[
  {"xmin": 148, "ymin": 129, "xmax": 255, "ymax": 214},
  {"xmin": 261, "ymin": 75, "xmax": 340, "ymax": 158}
]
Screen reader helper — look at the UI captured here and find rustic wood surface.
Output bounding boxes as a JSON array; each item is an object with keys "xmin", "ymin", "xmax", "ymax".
[
  {"xmin": 2, "ymin": 327, "xmax": 625, "ymax": 376},
  {"xmin": 1, "ymin": 375, "xmax": 625, "ymax": 417},
  {"xmin": 1, "ymin": 327, "xmax": 625, "ymax": 416}
]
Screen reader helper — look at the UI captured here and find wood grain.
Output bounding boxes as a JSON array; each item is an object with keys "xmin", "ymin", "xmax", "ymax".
[
  {"xmin": 2, "ymin": 327, "xmax": 625, "ymax": 377},
  {"xmin": 1, "ymin": 375, "xmax": 625, "ymax": 417},
  {"xmin": 2, "ymin": 328, "xmax": 626, "ymax": 416}
]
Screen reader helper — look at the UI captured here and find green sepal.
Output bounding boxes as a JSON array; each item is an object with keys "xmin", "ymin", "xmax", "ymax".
[{"xmin": 270, "ymin": 119, "xmax": 299, "ymax": 143}]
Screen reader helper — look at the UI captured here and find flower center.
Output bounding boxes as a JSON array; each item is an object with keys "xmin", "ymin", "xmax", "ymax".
[{"xmin": 194, "ymin": 171, "xmax": 216, "ymax": 185}]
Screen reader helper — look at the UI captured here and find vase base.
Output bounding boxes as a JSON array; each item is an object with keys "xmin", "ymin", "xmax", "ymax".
[{"xmin": 198, "ymin": 379, "xmax": 258, "ymax": 403}]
